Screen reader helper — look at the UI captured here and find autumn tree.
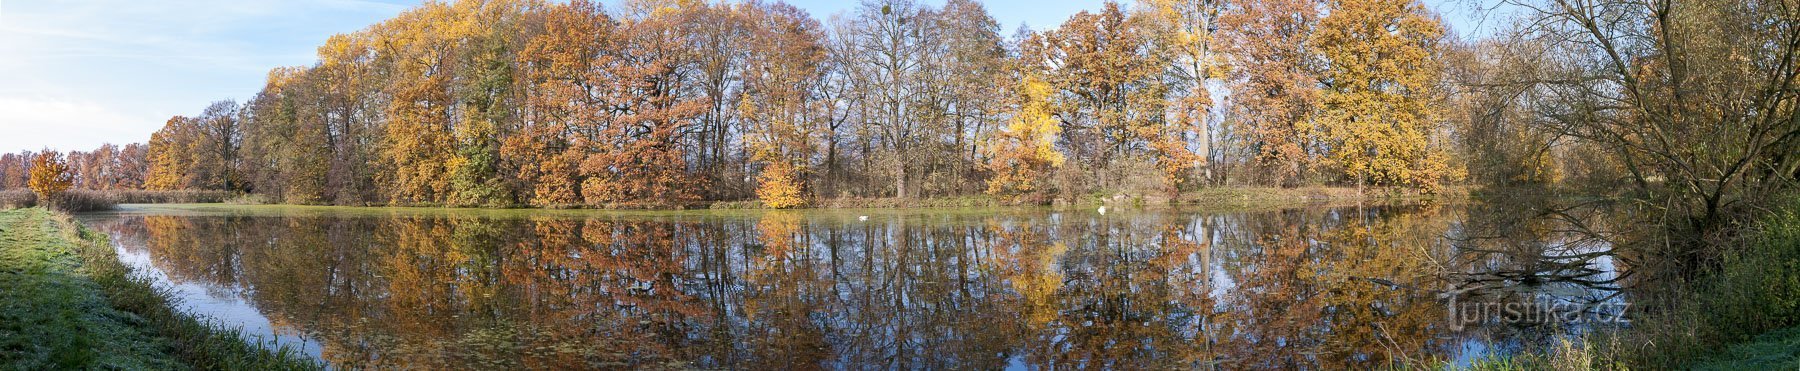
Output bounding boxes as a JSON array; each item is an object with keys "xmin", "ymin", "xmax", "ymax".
[
  {"xmin": 738, "ymin": 2, "xmax": 826, "ymax": 208},
  {"xmin": 1023, "ymin": 2, "xmax": 1171, "ymax": 192},
  {"xmin": 582, "ymin": 1, "xmax": 708, "ymax": 206},
  {"xmin": 1311, "ymin": 0, "xmax": 1448, "ymax": 191},
  {"xmin": 0, "ymin": 152, "xmax": 29, "ymax": 189},
  {"xmin": 517, "ymin": 0, "xmax": 704, "ymax": 207},
  {"xmin": 985, "ymin": 75, "xmax": 1065, "ymax": 204},
  {"xmin": 1140, "ymin": 0, "xmax": 1229, "ymax": 191},
  {"xmin": 1219, "ymin": 0, "xmax": 1323, "ymax": 186},
  {"xmin": 28, "ymin": 151, "xmax": 73, "ymax": 203},
  {"xmin": 143, "ymin": 116, "xmax": 196, "ymax": 190}
]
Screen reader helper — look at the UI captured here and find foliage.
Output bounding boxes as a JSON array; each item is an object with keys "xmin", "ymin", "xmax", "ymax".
[
  {"xmin": 1219, "ymin": 0, "xmax": 1323, "ymax": 186},
  {"xmin": 15, "ymin": 0, "xmax": 1676, "ymax": 207},
  {"xmin": 1020, "ymin": 2, "xmax": 1172, "ymax": 193},
  {"xmin": 985, "ymin": 76, "xmax": 1065, "ymax": 203},
  {"xmin": 1311, "ymin": 0, "xmax": 1450, "ymax": 191},
  {"xmin": 28, "ymin": 151, "xmax": 74, "ymax": 203},
  {"xmin": 754, "ymin": 160, "xmax": 808, "ymax": 209}
]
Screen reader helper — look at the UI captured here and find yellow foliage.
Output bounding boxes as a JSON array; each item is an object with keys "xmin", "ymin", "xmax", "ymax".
[
  {"xmin": 756, "ymin": 160, "xmax": 808, "ymax": 209},
  {"xmin": 985, "ymin": 76, "xmax": 1065, "ymax": 203},
  {"xmin": 1312, "ymin": 0, "xmax": 1449, "ymax": 191}
]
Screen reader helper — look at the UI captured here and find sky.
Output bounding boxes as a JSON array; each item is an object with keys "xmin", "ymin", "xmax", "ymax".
[{"xmin": 0, "ymin": 0, "xmax": 1499, "ymax": 154}]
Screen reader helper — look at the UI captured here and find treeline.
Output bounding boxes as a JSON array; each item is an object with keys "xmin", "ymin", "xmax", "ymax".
[
  {"xmin": 14, "ymin": 0, "xmax": 1787, "ymax": 212},
  {"xmin": 0, "ymin": 144, "xmax": 148, "ymax": 191},
  {"xmin": 23, "ymin": 0, "xmax": 1458, "ymax": 208}
]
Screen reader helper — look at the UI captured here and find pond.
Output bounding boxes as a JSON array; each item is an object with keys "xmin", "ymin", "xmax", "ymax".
[{"xmin": 77, "ymin": 201, "xmax": 1631, "ymax": 369}]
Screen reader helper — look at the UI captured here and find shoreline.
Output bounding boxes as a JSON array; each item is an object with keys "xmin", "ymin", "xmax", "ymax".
[
  {"xmin": 0, "ymin": 208, "xmax": 319, "ymax": 369},
  {"xmin": 133, "ymin": 185, "xmax": 1477, "ymax": 212}
]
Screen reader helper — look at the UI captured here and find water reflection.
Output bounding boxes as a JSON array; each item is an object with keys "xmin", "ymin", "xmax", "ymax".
[{"xmin": 82, "ymin": 203, "xmax": 1623, "ymax": 369}]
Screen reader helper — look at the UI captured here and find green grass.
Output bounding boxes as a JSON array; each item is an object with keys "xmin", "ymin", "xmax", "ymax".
[
  {"xmin": 0, "ymin": 207, "xmax": 182, "ymax": 369},
  {"xmin": 0, "ymin": 208, "xmax": 320, "ymax": 370},
  {"xmin": 1689, "ymin": 326, "xmax": 1800, "ymax": 369}
]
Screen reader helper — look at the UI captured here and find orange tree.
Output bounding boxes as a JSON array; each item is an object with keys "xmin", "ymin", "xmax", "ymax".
[{"xmin": 28, "ymin": 151, "xmax": 74, "ymax": 205}]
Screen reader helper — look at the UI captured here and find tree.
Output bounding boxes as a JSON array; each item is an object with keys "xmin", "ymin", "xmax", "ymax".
[
  {"xmin": 985, "ymin": 75, "xmax": 1065, "ymax": 203},
  {"xmin": 1220, "ymin": 0, "xmax": 1324, "ymax": 186},
  {"xmin": 739, "ymin": 2, "xmax": 826, "ymax": 208},
  {"xmin": 1495, "ymin": 0, "xmax": 1800, "ymax": 250},
  {"xmin": 144, "ymin": 116, "xmax": 195, "ymax": 190},
  {"xmin": 1141, "ymin": 0, "xmax": 1229, "ymax": 191},
  {"xmin": 1023, "ymin": 2, "xmax": 1171, "ymax": 192},
  {"xmin": 28, "ymin": 151, "xmax": 73, "ymax": 203},
  {"xmin": 1311, "ymin": 0, "xmax": 1448, "ymax": 191}
]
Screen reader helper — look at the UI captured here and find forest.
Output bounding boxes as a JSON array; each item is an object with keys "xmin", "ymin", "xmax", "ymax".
[
  {"xmin": 1, "ymin": 0, "xmax": 1795, "ymax": 217},
  {"xmin": 5, "ymin": 0, "xmax": 1456, "ymax": 208}
]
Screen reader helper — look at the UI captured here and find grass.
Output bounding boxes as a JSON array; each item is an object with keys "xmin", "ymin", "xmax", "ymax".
[
  {"xmin": 0, "ymin": 208, "xmax": 320, "ymax": 370},
  {"xmin": 1688, "ymin": 326, "xmax": 1800, "ymax": 369},
  {"xmin": 1604, "ymin": 196, "xmax": 1800, "ymax": 368}
]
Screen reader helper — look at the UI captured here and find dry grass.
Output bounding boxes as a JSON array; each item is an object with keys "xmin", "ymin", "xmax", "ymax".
[{"xmin": 0, "ymin": 189, "xmax": 238, "ymax": 213}]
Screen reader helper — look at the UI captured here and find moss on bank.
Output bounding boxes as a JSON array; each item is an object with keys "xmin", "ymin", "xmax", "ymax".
[{"xmin": 0, "ymin": 208, "xmax": 319, "ymax": 370}]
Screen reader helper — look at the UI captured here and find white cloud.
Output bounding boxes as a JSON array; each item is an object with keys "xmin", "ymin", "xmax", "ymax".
[{"xmin": 0, "ymin": 96, "xmax": 159, "ymax": 152}]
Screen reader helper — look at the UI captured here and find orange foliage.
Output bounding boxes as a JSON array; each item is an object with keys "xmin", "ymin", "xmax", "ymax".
[{"xmin": 28, "ymin": 151, "xmax": 73, "ymax": 201}]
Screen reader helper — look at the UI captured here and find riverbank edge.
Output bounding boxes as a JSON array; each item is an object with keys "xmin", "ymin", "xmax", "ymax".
[
  {"xmin": 1432, "ymin": 196, "xmax": 1800, "ymax": 370},
  {"xmin": 0, "ymin": 208, "xmax": 320, "ymax": 370}
]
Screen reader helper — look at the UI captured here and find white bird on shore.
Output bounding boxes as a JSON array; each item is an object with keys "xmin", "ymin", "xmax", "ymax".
[
  {"xmin": 1098, "ymin": 206, "xmax": 1108, "ymax": 215},
  {"xmin": 858, "ymin": 215, "xmax": 869, "ymax": 222}
]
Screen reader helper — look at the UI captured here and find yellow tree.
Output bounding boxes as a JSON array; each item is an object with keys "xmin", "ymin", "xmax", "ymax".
[
  {"xmin": 143, "ymin": 116, "xmax": 195, "ymax": 190},
  {"xmin": 28, "ymin": 151, "xmax": 73, "ymax": 203},
  {"xmin": 984, "ymin": 76, "xmax": 1065, "ymax": 204},
  {"xmin": 1311, "ymin": 0, "xmax": 1448, "ymax": 191},
  {"xmin": 1024, "ymin": 2, "xmax": 1169, "ymax": 191},
  {"xmin": 377, "ymin": 3, "xmax": 463, "ymax": 204}
]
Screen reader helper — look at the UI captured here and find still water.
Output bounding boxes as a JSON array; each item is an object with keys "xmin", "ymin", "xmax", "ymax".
[{"xmin": 78, "ymin": 201, "xmax": 1628, "ymax": 369}]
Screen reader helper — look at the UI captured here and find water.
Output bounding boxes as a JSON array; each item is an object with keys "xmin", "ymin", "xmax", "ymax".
[{"xmin": 77, "ymin": 201, "xmax": 1628, "ymax": 369}]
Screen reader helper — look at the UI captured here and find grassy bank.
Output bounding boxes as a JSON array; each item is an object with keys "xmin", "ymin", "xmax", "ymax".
[{"xmin": 0, "ymin": 208, "xmax": 319, "ymax": 370}]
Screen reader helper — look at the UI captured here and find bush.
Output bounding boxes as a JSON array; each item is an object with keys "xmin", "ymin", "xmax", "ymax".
[
  {"xmin": 0, "ymin": 189, "xmax": 35, "ymax": 209},
  {"xmin": 47, "ymin": 190, "xmax": 117, "ymax": 212},
  {"xmin": 1609, "ymin": 196, "xmax": 1800, "ymax": 367},
  {"xmin": 105, "ymin": 190, "xmax": 235, "ymax": 204}
]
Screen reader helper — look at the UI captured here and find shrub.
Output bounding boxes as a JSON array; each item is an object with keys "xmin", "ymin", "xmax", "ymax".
[
  {"xmin": 48, "ymin": 190, "xmax": 117, "ymax": 212},
  {"xmin": 0, "ymin": 189, "xmax": 35, "ymax": 209}
]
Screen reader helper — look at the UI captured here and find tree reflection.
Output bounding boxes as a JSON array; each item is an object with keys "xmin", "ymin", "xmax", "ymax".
[{"xmin": 86, "ymin": 203, "xmax": 1598, "ymax": 369}]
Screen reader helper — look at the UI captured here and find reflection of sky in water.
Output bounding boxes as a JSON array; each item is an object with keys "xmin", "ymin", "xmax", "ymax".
[{"xmin": 111, "ymin": 243, "xmax": 326, "ymax": 362}]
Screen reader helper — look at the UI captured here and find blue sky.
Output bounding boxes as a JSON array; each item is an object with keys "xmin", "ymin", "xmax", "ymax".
[{"xmin": 0, "ymin": 0, "xmax": 1498, "ymax": 154}]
